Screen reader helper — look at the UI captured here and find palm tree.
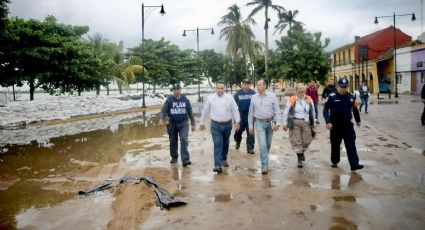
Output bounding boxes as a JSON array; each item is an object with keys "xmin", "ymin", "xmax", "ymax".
[
  {"xmin": 274, "ymin": 10, "xmax": 303, "ymax": 35},
  {"xmin": 218, "ymin": 4, "xmax": 256, "ymax": 92},
  {"xmin": 246, "ymin": 0, "xmax": 285, "ymax": 81},
  {"xmin": 243, "ymin": 40, "xmax": 263, "ymax": 83}
]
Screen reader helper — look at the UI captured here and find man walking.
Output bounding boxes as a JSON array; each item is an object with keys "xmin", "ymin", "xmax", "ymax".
[
  {"xmin": 359, "ymin": 80, "xmax": 370, "ymax": 113},
  {"xmin": 322, "ymin": 78, "xmax": 337, "ymax": 100},
  {"xmin": 159, "ymin": 84, "xmax": 196, "ymax": 167},
  {"xmin": 323, "ymin": 78, "xmax": 364, "ymax": 171},
  {"xmin": 233, "ymin": 79, "xmax": 256, "ymax": 154},
  {"xmin": 306, "ymin": 80, "xmax": 320, "ymax": 124},
  {"xmin": 200, "ymin": 81, "xmax": 240, "ymax": 173},
  {"xmin": 248, "ymin": 78, "xmax": 282, "ymax": 174}
]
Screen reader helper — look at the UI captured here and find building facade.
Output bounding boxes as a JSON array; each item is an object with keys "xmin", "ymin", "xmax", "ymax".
[{"xmin": 330, "ymin": 26, "xmax": 412, "ymax": 94}]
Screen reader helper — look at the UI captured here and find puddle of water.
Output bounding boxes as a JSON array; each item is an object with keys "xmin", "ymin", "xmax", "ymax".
[
  {"xmin": 357, "ymin": 147, "xmax": 376, "ymax": 152},
  {"xmin": 330, "ymin": 216, "xmax": 358, "ymax": 229},
  {"xmin": 377, "ymin": 100, "xmax": 398, "ymax": 104},
  {"xmin": 377, "ymin": 137, "xmax": 388, "ymax": 141},
  {"xmin": 213, "ymin": 193, "xmax": 233, "ymax": 202},
  {"xmin": 408, "ymin": 147, "xmax": 425, "ymax": 155},
  {"xmin": 384, "ymin": 143, "xmax": 401, "ymax": 148},
  {"xmin": 0, "ymin": 181, "xmax": 76, "ymax": 229},
  {"xmin": 269, "ymin": 154, "xmax": 281, "ymax": 164},
  {"xmin": 332, "ymin": 195, "xmax": 356, "ymax": 202},
  {"xmin": 0, "ymin": 112, "xmax": 166, "ymax": 228},
  {"xmin": 402, "ymin": 142, "xmax": 412, "ymax": 148}
]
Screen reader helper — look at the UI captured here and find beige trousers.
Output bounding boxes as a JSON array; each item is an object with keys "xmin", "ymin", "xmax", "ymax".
[{"xmin": 289, "ymin": 119, "xmax": 313, "ymax": 153}]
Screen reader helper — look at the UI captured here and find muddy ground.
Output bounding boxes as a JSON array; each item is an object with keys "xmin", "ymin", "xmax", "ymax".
[{"xmin": 0, "ymin": 95, "xmax": 424, "ymax": 229}]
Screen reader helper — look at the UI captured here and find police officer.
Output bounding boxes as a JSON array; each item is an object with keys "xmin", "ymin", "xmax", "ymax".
[
  {"xmin": 323, "ymin": 78, "xmax": 364, "ymax": 171},
  {"xmin": 233, "ymin": 79, "xmax": 256, "ymax": 154},
  {"xmin": 159, "ymin": 84, "xmax": 196, "ymax": 167},
  {"xmin": 322, "ymin": 78, "xmax": 337, "ymax": 100}
]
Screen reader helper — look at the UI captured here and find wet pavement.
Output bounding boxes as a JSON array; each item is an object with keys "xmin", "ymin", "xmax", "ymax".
[{"xmin": 0, "ymin": 94, "xmax": 424, "ymax": 229}]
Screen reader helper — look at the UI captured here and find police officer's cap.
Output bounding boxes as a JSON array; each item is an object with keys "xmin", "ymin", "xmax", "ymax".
[
  {"xmin": 172, "ymin": 84, "xmax": 181, "ymax": 90},
  {"xmin": 337, "ymin": 78, "xmax": 349, "ymax": 87},
  {"xmin": 242, "ymin": 79, "xmax": 251, "ymax": 84}
]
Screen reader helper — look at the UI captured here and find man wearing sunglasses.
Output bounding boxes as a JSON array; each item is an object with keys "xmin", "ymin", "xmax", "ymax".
[{"xmin": 323, "ymin": 78, "xmax": 364, "ymax": 172}]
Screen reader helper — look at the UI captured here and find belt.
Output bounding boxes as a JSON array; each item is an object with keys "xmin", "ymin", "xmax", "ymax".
[
  {"xmin": 211, "ymin": 119, "xmax": 232, "ymax": 125},
  {"xmin": 256, "ymin": 117, "xmax": 273, "ymax": 122},
  {"xmin": 294, "ymin": 118, "xmax": 304, "ymax": 120}
]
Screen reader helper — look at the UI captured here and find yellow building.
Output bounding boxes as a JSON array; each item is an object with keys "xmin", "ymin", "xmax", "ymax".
[{"xmin": 329, "ymin": 26, "xmax": 412, "ymax": 94}]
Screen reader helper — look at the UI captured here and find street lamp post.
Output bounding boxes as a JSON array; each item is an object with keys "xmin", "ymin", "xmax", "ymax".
[
  {"xmin": 374, "ymin": 12, "xmax": 416, "ymax": 98},
  {"xmin": 141, "ymin": 3, "xmax": 165, "ymax": 108},
  {"xmin": 182, "ymin": 27, "xmax": 214, "ymax": 102}
]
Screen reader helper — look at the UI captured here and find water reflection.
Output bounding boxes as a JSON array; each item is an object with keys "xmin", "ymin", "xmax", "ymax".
[{"xmin": 0, "ymin": 112, "xmax": 165, "ymax": 228}]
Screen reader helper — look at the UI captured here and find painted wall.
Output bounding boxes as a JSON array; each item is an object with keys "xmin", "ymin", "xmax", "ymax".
[{"xmin": 411, "ymin": 46, "xmax": 425, "ymax": 94}]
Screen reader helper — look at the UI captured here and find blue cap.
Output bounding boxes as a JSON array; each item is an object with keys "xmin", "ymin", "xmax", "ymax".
[{"xmin": 337, "ymin": 78, "xmax": 349, "ymax": 87}]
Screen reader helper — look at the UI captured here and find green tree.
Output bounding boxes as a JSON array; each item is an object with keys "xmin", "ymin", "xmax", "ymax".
[
  {"xmin": 274, "ymin": 9, "xmax": 303, "ymax": 34},
  {"xmin": 1, "ymin": 16, "xmax": 99, "ymax": 99},
  {"xmin": 246, "ymin": 0, "xmax": 285, "ymax": 81},
  {"xmin": 127, "ymin": 38, "xmax": 184, "ymax": 91},
  {"xmin": 218, "ymin": 4, "xmax": 256, "ymax": 92},
  {"xmin": 275, "ymin": 28, "xmax": 330, "ymax": 85},
  {"xmin": 199, "ymin": 49, "xmax": 225, "ymax": 87}
]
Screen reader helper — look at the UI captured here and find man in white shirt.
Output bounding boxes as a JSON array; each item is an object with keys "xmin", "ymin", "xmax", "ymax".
[
  {"xmin": 248, "ymin": 78, "xmax": 282, "ymax": 174},
  {"xmin": 200, "ymin": 80, "xmax": 240, "ymax": 173}
]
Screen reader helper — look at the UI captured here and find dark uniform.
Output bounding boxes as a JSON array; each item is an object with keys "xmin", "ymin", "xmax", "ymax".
[
  {"xmin": 322, "ymin": 84, "xmax": 337, "ymax": 100},
  {"xmin": 323, "ymin": 78, "xmax": 363, "ymax": 171},
  {"xmin": 159, "ymin": 84, "xmax": 195, "ymax": 166},
  {"xmin": 233, "ymin": 79, "xmax": 255, "ymax": 153}
]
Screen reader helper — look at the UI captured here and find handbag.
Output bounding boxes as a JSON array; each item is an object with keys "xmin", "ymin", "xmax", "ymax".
[
  {"xmin": 310, "ymin": 125, "xmax": 317, "ymax": 138},
  {"xmin": 287, "ymin": 104, "xmax": 295, "ymax": 128}
]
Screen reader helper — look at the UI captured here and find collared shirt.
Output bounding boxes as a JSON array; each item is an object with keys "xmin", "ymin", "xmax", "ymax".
[
  {"xmin": 200, "ymin": 93, "xmax": 240, "ymax": 125},
  {"xmin": 248, "ymin": 91, "xmax": 282, "ymax": 129},
  {"xmin": 282, "ymin": 96, "xmax": 316, "ymax": 126}
]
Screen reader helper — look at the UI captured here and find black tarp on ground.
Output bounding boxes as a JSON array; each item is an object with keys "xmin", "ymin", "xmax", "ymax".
[{"xmin": 77, "ymin": 176, "xmax": 186, "ymax": 210}]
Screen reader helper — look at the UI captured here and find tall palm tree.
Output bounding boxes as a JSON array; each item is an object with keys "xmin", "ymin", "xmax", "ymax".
[
  {"xmin": 243, "ymin": 40, "xmax": 263, "ymax": 82},
  {"xmin": 274, "ymin": 10, "xmax": 303, "ymax": 35},
  {"xmin": 218, "ymin": 4, "xmax": 256, "ymax": 91},
  {"xmin": 246, "ymin": 0, "xmax": 285, "ymax": 81}
]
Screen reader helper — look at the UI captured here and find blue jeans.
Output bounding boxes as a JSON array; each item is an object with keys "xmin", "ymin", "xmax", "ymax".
[
  {"xmin": 167, "ymin": 121, "xmax": 190, "ymax": 162},
  {"xmin": 211, "ymin": 121, "xmax": 232, "ymax": 167},
  {"xmin": 360, "ymin": 96, "xmax": 368, "ymax": 112},
  {"xmin": 233, "ymin": 111, "xmax": 255, "ymax": 152},
  {"xmin": 255, "ymin": 120, "xmax": 273, "ymax": 167}
]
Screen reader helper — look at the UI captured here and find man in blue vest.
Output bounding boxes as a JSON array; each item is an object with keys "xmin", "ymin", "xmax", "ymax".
[
  {"xmin": 233, "ymin": 79, "xmax": 256, "ymax": 154},
  {"xmin": 159, "ymin": 84, "xmax": 196, "ymax": 167}
]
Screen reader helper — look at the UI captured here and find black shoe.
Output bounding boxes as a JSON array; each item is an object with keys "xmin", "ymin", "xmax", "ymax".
[
  {"xmin": 351, "ymin": 164, "xmax": 364, "ymax": 171},
  {"xmin": 261, "ymin": 166, "xmax": 268, "ymax": 174},
  {"xmin": 235, "ymin": 142, "xmax": 240, "ymax": 150},
  {"xmin": 182, "ymin": 161, "xmax": 191, "ymax": 167},
  {"xmin": 221, "ymin": 160, "xmax": 229, "ymax": 167},
  {"xmin": 331, "ymin": 163, "xmax": 338, "ymax": 168},
  {"xmin": 297, "ymin": 160, "xmax": 303, "ymax": 168},
  {"xmin": 247, "ymin": 150, "xmax": 255, "ymax": 154},
  {"xmin": 170, "ymin": 158, "xmax": 177, "ymax": 164},
  {"xmin": 365, "ymin": 111, "xmax": 368, "ymax": 114},
  {"xmin": 315, "ymin": 120, "xmax": 320, "ymax": 124},
  {"xmin": 213, "ymin": 167, "xmax": 222, "ymax": 173}
]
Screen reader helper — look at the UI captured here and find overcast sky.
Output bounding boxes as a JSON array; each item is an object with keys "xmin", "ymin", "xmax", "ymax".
[{"xmin": 8, "ymin": 0, "xmax": 422, "ymax": 52}]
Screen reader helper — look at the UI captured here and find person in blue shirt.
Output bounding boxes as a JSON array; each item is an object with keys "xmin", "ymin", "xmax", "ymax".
[
  {"xmin": 233, "ymin": 79, "xmax": 256, "ymax": 154},
  {"xmin": 159, "ymin": 84, "xmax": 196, "ymax": 167},
  {"xmin": 323, "ymin": 78, "xmax": 364, "ymax": 171}
]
